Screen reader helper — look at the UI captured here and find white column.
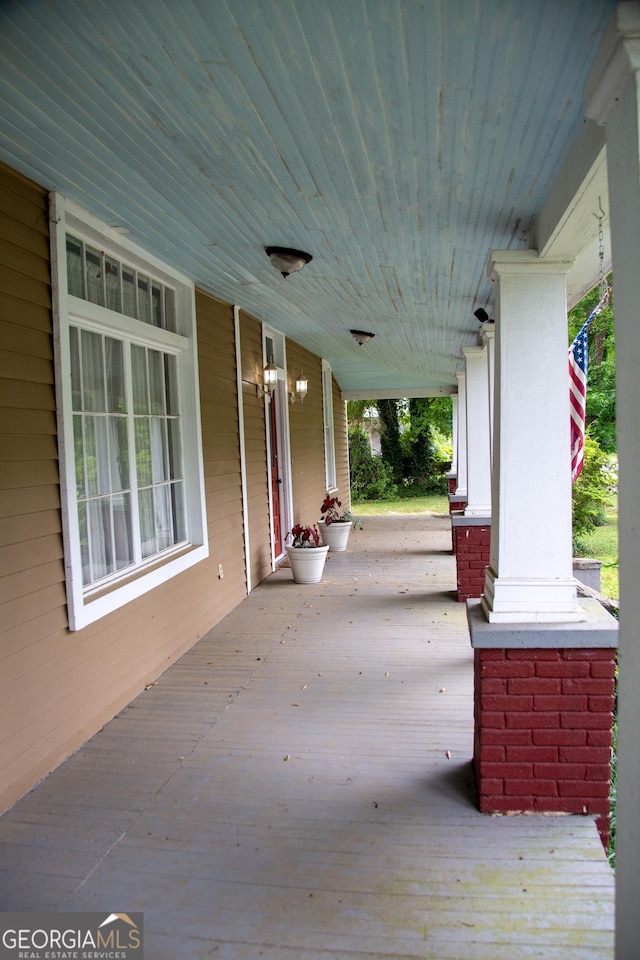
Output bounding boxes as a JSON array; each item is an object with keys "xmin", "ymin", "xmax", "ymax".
[
  {"xmin": 482, "ymin": 250, "xmax": 580, "ymax": 623},
  {"xmin": 454, "ymin": 371, "xmax": 467, "ymax": 497},
  {"xmin": 463, "ymin": 345, "xmax": 491, "ymax": 517},
  {"xmin": 450, "ymin": 394, "xmax": 459, "ymax": 475},
  {"xmin": 585, "ymin": 5, "xmax": 640, "ymax": 953},
  {"xmin": 481, "ymin": 323, "xmax": 496, "ymax": 460}
]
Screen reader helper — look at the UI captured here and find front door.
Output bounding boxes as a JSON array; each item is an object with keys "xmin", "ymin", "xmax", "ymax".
[{"xmin": 269, "ymin": 385, "xmax": 283, "ymax": 556}]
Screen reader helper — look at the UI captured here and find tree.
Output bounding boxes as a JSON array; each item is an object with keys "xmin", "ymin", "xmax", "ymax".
[{"xmin": 377, "ymin": 398, "xmax": 403, "ymax": 482}]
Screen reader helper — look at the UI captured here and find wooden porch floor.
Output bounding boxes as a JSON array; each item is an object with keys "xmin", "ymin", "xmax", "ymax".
[{"xmin": 0, "ymin": 515, "xmax": 614, "ymax": 958}]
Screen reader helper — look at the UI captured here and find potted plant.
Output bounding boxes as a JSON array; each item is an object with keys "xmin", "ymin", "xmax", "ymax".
[
  {"xmin": 318, "ymin": 494, "xmax": 353, "ymax": 552},
  {"xmin": 285, "ymin": 524, "xmax": 330, "ymax": 583}
]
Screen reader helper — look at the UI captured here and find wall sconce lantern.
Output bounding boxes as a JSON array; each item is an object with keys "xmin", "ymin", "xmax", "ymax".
[
  {"xmin": 290, "ymin": 370, "xmax": 308, "ymax": 404},
  {"xmin": 265, "ymin": 246, "xmax": 313, "ymax": 278},
  {"xmin": 263, "ymin": 360, "xmax": 278, "ymax": 397}
]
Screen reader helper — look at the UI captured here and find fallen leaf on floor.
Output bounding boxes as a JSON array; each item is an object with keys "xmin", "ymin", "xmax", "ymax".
[
  {"xmin": 446, "ymin": 750, "xmax": 452, "ymax": 759},
  {"xmin": 301, "ymin": 684, "xmax": 307, "ymax": 689},
  {"xmin": 284, "ymin": 755, "xmax": 290, "ymax": 761},
  {"xmin": 291, "ymin": 703, "xmax": 301, "ymax": 707},
  {"xmin": 439, "ymin": 688, "xmax": 446, "ymax": 693}
]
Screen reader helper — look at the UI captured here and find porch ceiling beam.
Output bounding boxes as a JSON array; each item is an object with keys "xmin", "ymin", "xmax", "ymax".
[
  {"xmin": 534, "ymin": 118, "xmax": 611, "ymax": 307},
  {"xmin": 341, "ymin": 386, "xmax": 457, "ymax": 401}
]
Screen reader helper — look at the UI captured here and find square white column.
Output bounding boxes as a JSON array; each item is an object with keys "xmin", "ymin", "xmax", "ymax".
[
  {"xmin": 585, "ymin": 4, "xmax": 640, "ymax": 953},
  {"xmin": 454, "ymin": 370, "xmax": 467, "ymax": 497},
  {"xmin": 463, "ymin": 345, "xmax": 491, "ymax": 517},
  {"xmin": 481, "ymin": 323, "xmax": 495, "ymax": 460},
  {"xmin": 450, "ymin": 394, "xmax": 459, "ymax": 475},
  {"xmin": 482, "ymin": 250, "xmax": 581, "ymax": 623}
]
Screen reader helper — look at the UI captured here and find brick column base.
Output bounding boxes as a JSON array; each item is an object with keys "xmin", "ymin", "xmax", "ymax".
[
  {"xmin": 447, "ymin": 475, "xmax": 457, "ymax": 495},
  {"xmin": 473, "ymin": 646, "xmax": 616, "ymax": 849},
  {"xmin": 451, "ymin": 518, "xmax": 490, "ymax": 601}
]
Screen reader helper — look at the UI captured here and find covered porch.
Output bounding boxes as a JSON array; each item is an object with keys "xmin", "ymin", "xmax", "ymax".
[{"xmin": 0, "ymin": 515, "xmax": 614, "ymax": 959}]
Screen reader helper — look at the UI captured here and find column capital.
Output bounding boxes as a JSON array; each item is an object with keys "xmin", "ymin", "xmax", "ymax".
[
  {"xmin": 462, "ymin": 344, "xmax": 486, "ymax": 360},
  {"xmin": 480, "ymin": 323, "xmax": 495, "ymax": 348},
  {"xmin": 585, "ymin": 2, "xmax": 640, "ymax": 125},
  {"xmin": 489, "ymin": 249, "xmax": 574, "ymax": 280}
]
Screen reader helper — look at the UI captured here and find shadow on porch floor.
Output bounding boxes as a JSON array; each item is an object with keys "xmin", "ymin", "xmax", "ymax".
[{"xmin": 0, "ymin": 515, "xmax": 614, "ymax": 959}]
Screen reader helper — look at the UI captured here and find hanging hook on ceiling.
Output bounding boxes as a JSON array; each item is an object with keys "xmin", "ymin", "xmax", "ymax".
[{"xmin": 593, "ymin": 197, "xmax": 609, "ymax": 303}]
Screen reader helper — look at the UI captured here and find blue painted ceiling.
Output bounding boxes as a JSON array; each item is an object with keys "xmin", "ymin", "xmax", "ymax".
[{"xmin": 0, "ymin": 0, "xmax": 616, "ymax": 395}]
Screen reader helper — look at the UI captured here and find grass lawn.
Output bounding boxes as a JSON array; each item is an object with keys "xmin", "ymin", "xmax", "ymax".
[
  {"xmin": 574, "ymin": 500, "xmax": 619, "ymax": 601},
  {"xmin": 352, "ymin": 493, "xmax": 450, "ymax": 516}
]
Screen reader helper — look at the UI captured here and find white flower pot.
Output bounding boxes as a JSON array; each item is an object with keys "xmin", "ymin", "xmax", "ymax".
[
  {"xmin": 285, "ymin": 544, "xmax": 330, "ymax": 583},
  {"xmin": 318, "ymin": 519, "xmax": 352, "ymax": 552}
]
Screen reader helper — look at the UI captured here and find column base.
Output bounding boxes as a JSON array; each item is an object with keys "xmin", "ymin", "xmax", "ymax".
[
  {"xmin": 451, "ymin": 516, "xmax": 490, "ymax": 601},
  {"xmin": 467, "ymin": 598, "xmax": 618, "ymax": 850},
  {"xmin": 482, "ymin": 566, "xmax": 584, "ymax": 623}
]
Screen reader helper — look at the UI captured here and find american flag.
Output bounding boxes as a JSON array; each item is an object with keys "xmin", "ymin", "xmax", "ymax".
[{"xmin": 568, "ymin": 290, "xmax": 609, "ymax": 482}]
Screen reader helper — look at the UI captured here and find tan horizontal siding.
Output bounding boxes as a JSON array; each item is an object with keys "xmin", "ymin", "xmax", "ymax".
[
  {"xmin": 286, "ymin": 341, "xmax": 326, "ymax": 525},
  {"xmin": 0, "ymin": 162, "xmax": 250, "ymax": 815},
  {"xmin": 333, "ymin": 374, "xmax": 350, "ymax": 509},
  {"xmin": 239, "ymin": 311, "xmax": 271, "ymax": 587}
]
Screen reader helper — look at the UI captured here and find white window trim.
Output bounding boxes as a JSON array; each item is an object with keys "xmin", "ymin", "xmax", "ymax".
[
  {"xmin": 50, "ymin": 194, "xmax": 208, "ymax": 630},
  {"xmin": 322, "ymin": 359, "xmax": 337, "ymax": 493}
]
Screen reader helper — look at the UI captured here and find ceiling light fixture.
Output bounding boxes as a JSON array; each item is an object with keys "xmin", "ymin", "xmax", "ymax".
[
  {"xmin": 350, "ymin": 329, "xmax": 375, "ymax": 346},
  {"xmin": 265, "ymin": 246, "xmax": 312, "ymax": 278}
]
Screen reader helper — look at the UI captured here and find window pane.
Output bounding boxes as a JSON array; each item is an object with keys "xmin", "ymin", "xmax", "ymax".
[
  {"xmin": 138, "ymin": 487, "xmax": 155, "ymax": 559},
  {"xmin": 164, "ymin": 288, "xmax": 176, "ymax": 333},
  {"xmin": 135, "ymin": 417, "xmax": 152, "ymax": 486},
  {"xmin": 154, "ymin": 484, "xmax": 172, "ymax": 551},
  {"xmin": 78, "ymin": 501, "xmax": 90, "ymax": 586},
  {"xmin": 109, "ymin": 416, "xmax": 129, "ymax": 492},
  {"xmin": 152, "ymin": 282, "xmax": 163, "ymax": 327},
  {"xmin": 151, "ymin": 417, "xmax": 168, "ymax": 483},
  {"xmin": 70, "ymin": 326, "xmax": 82, "ymax": 411},
  {"xmin": 73, "ymin": 414, "xmax": 86, "ymax": 499},
  {"xmin": 122, "ymin": 266, "xmax": 137, "ymax": 318},
  {"xmin": 105, "ymin": 256, "xmax": 122, "ymax": 313},
  {"xmin": 171, "ymin": 481, "xmax": 186, "ymax": 542},
  {"xmin": 81, "ymin": 330, "xmax": 105, "ymax": 412},
  {"xmin": 105, "ymin": 337, "xmax": 125, "ymax": 413},
  {"xmin": 132, "ymin": 344, "xmax": 148, "ymax": 414},
  {"xmin": 148, "ymin": 350, "xmax": 165, "ymax": 415},
  {"xmin": 167, "ymin": 419, "xmax": 182, "ymax": 480},
  {"xmin": 94, "ymin": 415, "xmax": 110, "ymax": 495},
  {"xmin": 137, "ymin": 275, "xmax": 151, "ymax": 324},
  {"xmin": 164, "ymin": 354, "xmax": 178, "ymax": 415},
  {"xmin": 66, "ymin": 235, "xmax": 84, "ymax": 298},
  {"xmin": 84, "ymin": 416, "xmax": 97, "ymax": 497},
  {"xmin": 85, "ymin": 245, "xmax": 104, "ymax": 306},
  {"xmin": 88, "ymin": 497, "xmax": 113, "ymax": 581},
  {"xmin": 113, "ymin": 492, "xmax": 133, "ymax": 570}
]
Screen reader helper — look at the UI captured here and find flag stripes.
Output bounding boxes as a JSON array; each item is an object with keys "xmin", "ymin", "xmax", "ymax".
[{"xmin": 568, "ymin": 290, "xmax": 609, "ymax": 482}]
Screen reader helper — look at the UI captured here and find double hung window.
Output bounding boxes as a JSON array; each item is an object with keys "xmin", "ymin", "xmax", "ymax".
[{"xmin": 52, "ymin": 198, "xmax": 208, "ymax": 629}]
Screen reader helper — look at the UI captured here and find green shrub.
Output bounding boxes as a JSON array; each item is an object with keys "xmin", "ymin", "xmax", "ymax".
[
  {"xmin": 348, "ymin": 426, "xmax": 398, "ymax": 501},
  {"xmin": 572, "ymin": 433, "xmax": 612, "ymax": 544}
]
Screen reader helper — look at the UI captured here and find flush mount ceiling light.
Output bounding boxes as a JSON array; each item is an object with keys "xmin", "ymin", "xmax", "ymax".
[
  {"xmin": 350, "ymin": 329, "xmax": 375, "ymax": 346},
  {"xmin": 265, "ymin": 246, "xmax": 313, "ymax": 278}
]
